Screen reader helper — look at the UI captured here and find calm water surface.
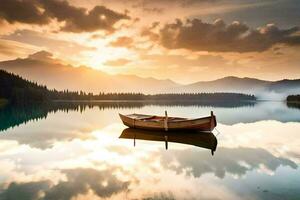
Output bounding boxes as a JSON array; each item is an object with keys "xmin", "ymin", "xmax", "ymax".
[{"xmin": 0, "ymin": 101, "xmax": 300, "ymax": 200}]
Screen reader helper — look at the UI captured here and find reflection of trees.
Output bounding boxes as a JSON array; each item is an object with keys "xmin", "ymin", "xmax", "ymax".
[
  {"xmin": 0, "ymin": 102, "xmax": 144, "ymax": 132},
  {"xmin": 0, "ymin": 101, "xmax": 255, "ymax": 132},
  {"xmin": 0, "ymin": 104, "xmax": 49, "ymax": 132},
  {"xmin": 287, "ymin": 102, "xmax": 300, "ymax": 109}
]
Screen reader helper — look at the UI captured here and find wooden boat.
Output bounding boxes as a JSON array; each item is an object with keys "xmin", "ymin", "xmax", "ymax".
[
  {"xmin": 119, "ymin": 111, "xmax": 217, "ymax": 131},
  {"xmin": 120, "ymin": 128, "xmax": 218, "ymax": 154}
]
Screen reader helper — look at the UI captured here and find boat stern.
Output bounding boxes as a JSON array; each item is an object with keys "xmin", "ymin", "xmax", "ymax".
[{"xmin": 210, "ymin": 111, "xmax": 217, "ymax": 131}]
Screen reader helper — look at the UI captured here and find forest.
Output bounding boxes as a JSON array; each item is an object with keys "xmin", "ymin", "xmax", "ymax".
[
  {"xmin": 0, "ymin": 69, "xmax": 256, "ymax": 105},
  {"xmin": 287, "ymin": 95, "xmax": 300, "ymax": 102}
]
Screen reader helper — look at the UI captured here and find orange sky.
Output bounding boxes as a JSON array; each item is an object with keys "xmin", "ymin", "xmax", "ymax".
[{"xmin": 0, "ymin": 0, "xmax": 299, "ymax": 84}]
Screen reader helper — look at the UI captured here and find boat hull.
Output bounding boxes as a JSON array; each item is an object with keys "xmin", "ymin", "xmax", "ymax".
[{"xmin": 119, "ymin": 113, "xmax": 217, "ymax": 131}]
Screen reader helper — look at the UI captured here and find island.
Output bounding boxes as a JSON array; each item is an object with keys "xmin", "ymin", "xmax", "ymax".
[{"xmin": 286, "ymin": 95, "xmax": 300, "ymax": 109}]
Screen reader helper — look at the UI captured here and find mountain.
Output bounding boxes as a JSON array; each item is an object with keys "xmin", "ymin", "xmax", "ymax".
[
  {"xmin": 176, "ymin": 76, "xmax": 300, "ymax": 100},
  {"xmin": 178, "ymin": 76, "xmax": 270, "ymax": 92},
  {"xmin": 1, "ymin": 51, "xmax": 300, "ymax": 100},
  {"xmin": 268, "ymin": 79, "xmax": 300, "ymax": 93},
  {"xmin": 0, "ymin": 51, "xmax": 179, "ymax": 93}
]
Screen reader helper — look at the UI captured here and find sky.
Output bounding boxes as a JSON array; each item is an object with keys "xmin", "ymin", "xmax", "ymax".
[{"xmin": 0, "ymin": 0, "xmax": 299, "ymax": 84}]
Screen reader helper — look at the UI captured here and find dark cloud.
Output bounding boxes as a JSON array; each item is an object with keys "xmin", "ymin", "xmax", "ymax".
[
  {"xmin": 0, "ymin": 0, "xmax": 48, "ymax": 25},
  {"xmin": 110, "ymin": 36, "xmax": 134, "ymax": 47},
  {"xmin": 160, "ymin": 147, "xmax": 297, "ymax": 178},
  {"xmin": 41, "ymin": 0, "xmax": 130, "ymax": 33},
  {"xmin": 46, "ymin": 168, "xmax": 129, "ymax": 199},
  {"xmin": 120, "ymin": 0, "xmax": 217, "ymax": 15},
  {"xmin": 0, "ymin": 181, "xmax": 51, "ymax": 200},
  {"xmin": 155, "ymin": 18, "xmax": 300, "ymax": 52},
  {"xmin": 0, "ymin": 0, "xmax": 130, "ymax": 33},
  {"xmin": 131, "ymin": 0, "xmax": 217, "ymax": 7}
]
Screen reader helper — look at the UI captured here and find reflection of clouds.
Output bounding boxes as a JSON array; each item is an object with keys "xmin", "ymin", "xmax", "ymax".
[
  {"xmin": 0, "ymin": 108, "xmax": 300, "ymax": 200},
  {"xmin": 44, "ymin": 168, "xmax": 129, "ymax": 199},
  {"xmin": 0, "ymin": 168, "xmax": 129, "ymax": 200},
  {"xmin": 106, "ymin": 145, "xmax": 133, "ymax": 155},
  {"xmin": 0, "ymin": 181, "xmax": 51, "ymax": 200},
  {"xmin": 160, "ymin": 147, "xmax": 297, "ymax": 179},
  {"xmin": 220, "ymin": 120, "xmax": 300, "ymax": 162},
  {"xmin": 0, "ymin": 108, "xmax": 116, "ymax": 149},
  {"xmin": 0, "ymin": 129, "xmax": 94, "ymax": 150}
]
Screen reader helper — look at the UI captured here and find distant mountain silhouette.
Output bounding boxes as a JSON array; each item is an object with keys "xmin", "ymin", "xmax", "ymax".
[
  {"xmin": 0, "ymin": 51, "xmax": 178, "ymax": 93},
  {"xmin": 177, "ymin": 76, "xmax": 300, "ymax": 100},
  {"xmin": 268, "ymin": 79, "xmax": 300, "ymax": 93},
  {"xmin": 1, "ymin": 51, "xmax": 300, "ymax": 99},
  {"xmin": 179, "ymin": 76, "xmax": 270, "ymax": 92}
]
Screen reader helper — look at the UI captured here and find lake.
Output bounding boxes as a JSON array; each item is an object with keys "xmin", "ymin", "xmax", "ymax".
[{"xmin": 0, "ymin": 101, "xmax": 300, "ymax": 200}]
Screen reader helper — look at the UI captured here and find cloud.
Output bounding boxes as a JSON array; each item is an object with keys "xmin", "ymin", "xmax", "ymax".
[
  {"xmin": 2, "ymin": 29, "xmax": 96, "ymax": 56},
  {"xmin": 140, "ymin": 54, "xmax": 226, "ymax": 67},
  {"xmin": 0, "ymin": 168, "xmax": 129, "ymax": 200},
  {"xmin": 160, "ymin": 147, "xmax": 297, "ymax": 178},
  {"xmin": 44, "ymin": 168, "xmax": 129, "ymax": 199},
  {"xmin": 0, "ymin": 0, "xmax": 48, "ymax": 25},
  {"xmin": 110, "ymin": 36, "xmax": 134, "ymax": 48},
  {"xmin": 154, "ymin": 18, "xmax": 300, "ymax": 52},
  {"xmin": 130, "ymin": 0, "xmax": 217, "ymax": 7},
  {"xmin": 0, "ymin": 0, "xmax": 130, "ymax": 33},
  {"xmin": 0, "ymin": 181, "xmax": 51, "ymax": 200},
  {"xmin": 41, "ymin": 0, "xmax": 130, "ymax": 33},
  {"xmin": 104, "ymin": 58, "xmax": 132, "ymax": 66},
  {"xmin": 0, "ymin": 39, "xmax": 39, "ymax": 61}
]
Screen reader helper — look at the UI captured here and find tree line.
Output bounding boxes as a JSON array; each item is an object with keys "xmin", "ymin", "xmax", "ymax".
[
  {"xmin": 287, "ymin": 95, "xmax": 300, "ymax": 102},
  {"xmin": 0, "ymin": 69, "xmax": 256, "ymax": 105}
]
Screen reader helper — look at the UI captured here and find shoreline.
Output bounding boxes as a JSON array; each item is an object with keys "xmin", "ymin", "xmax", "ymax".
[{"xmin": 51, "ymin": 99, "xmax": 258, "ymax": 103}]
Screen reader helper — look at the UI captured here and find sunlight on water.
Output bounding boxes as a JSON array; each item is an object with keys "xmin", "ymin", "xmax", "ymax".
[{"xmin": 0, "ymin": 102, "xmax": 300, "ymax": 199}]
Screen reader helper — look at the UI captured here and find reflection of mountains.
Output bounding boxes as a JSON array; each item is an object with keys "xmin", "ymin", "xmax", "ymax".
[
  {"xmin": 0, "ymin": 101, "xmax": 254, "ymax": 132},
  {"xmin": 120, "ymin": 128, "xmax": 217, "ymax": 154}
]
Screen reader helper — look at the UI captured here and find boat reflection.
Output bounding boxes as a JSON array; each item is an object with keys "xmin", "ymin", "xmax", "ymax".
[{"xmin": 120, "ymin": 128, "xmax": 218, "ymax": 155}]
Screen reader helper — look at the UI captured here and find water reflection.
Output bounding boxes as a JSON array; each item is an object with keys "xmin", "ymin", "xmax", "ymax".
[
  {"xmin": 287, "ymin": 102, "xmax": 300, "ymax": 109},
  {"xmin": 0, "ymin": 102, "xmax": 300, "ymax": 199},
  {"xmin": 0, "ymin": 100, "xmax": 255, "ymax": 131},
  {"xmin": 0, "ymin": 168, "xmax": 130, "ymax": 200},
  {"xmin": 1, "ymin": 101, "xmax": 300, "ymax": 133},
  {"xmin": 120, "ymin": 128, "xmax": 217, "ymax": 155},
  {"xmin": 160, "ymin": 147, "xmax": 297, "ymax": 179}
]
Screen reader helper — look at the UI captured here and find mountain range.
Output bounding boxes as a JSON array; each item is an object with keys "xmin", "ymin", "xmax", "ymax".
[
  {"xmin": 0, "ymin": 51, "xmax": 177, "ymax": 94},
  {"xmin": 1, "ymin": 51, "xmax": 300, "ymax": 100}
]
